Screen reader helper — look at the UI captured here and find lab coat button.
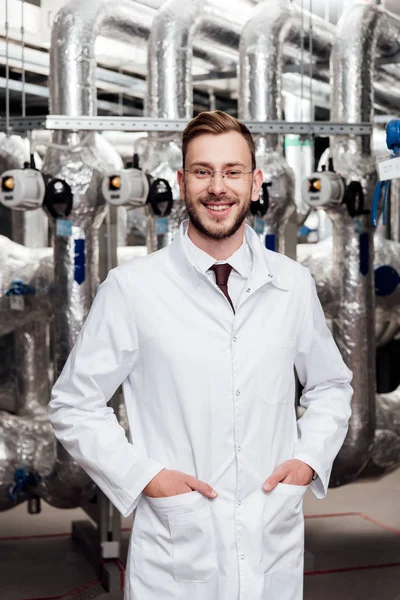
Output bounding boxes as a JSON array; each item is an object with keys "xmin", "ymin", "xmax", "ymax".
[
  {"xmin": 236, "ymin": 390, "xmax": 240, "ymax": 396},
  {"xmin": 233, "ymin": 336, "xmax": 237, "ymax": 342},
  {"xmin": 237, "ymin": 445, "xmax": 242, "ymax": 452},
  {"xmin": 237, "ymin": 499, "xmax": 242, "ymax": 506},
  {"xmin": 240, "ymin": 554, "xmax": 245, "ymax": 560},
  {"xmin": 246, "ymin": 288, "xmax": 251, "ymax": 292}
]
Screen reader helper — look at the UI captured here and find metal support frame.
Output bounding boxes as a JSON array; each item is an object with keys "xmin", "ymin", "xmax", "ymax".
[{"xmin": 0, "ymin": 115, "xmax": 373, "ymax": 135}]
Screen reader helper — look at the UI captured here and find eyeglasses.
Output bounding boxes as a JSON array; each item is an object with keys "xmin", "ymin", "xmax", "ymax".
[{"xmin": 184, "ymin": 168, "xmax": 253, "ymax": 182}]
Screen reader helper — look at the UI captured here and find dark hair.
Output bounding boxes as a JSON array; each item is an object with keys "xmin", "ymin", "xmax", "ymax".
[{"xmin": 182, "ymin": 110, "xmax": 256, "ymax": 170}]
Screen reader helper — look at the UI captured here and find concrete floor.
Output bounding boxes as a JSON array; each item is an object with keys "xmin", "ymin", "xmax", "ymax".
[{"xmin": 1, "ymin": 468, "xmax": 400, "ymax": 599}]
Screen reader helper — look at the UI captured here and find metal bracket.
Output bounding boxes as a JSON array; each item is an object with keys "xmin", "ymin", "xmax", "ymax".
[{"xmin": 0, "ymin": 115, "xmax": 373, "ymax": 135}]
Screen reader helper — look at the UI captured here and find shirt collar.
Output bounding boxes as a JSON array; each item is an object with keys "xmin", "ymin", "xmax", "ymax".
[
  {"xmin": 183, "ymin": 222, "xmax": 251, "ymax": 278},
  {"xmin": 169, "ymin": 219, "xmax": 290, "ymax": 294}
]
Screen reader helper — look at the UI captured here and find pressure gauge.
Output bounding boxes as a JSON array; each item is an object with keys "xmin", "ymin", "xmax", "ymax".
[
  {"xmin": 0, "ymin": 169, "xmax": 45, "ymax": 210},
  {"xmin": 302, "ymin": 171, "xmax": 345, "ymax": 209},
  {"xmin": 102, "ymin": 169, "xmax": 150, "ymax": 207}
]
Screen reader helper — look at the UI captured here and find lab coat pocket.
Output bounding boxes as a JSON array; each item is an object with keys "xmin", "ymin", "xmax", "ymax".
[
  {"xmin": 263, "ymin": 483, "xmax": 307, "ymax": 575},
  {"xmin": 169, "ymin": 505, "xmax": 218, "ymax": 582},
  {"xmin": 258, "ymin": 343, "xmax": 295, "ymax": 405}
]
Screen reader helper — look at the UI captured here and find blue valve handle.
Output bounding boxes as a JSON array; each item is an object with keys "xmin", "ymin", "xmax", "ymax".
[
  {"xmin": 386, "ymin": 120, "xmax": 400, "ymax": 155},
  {"xmin": 9, "ymin": 468, "xmax": 39, "ymax": 503},
  {"xmin": 372, "ymin": 119, "xmax": 400, "ymax": 227},
  {"xmin": 374, "ymin": 265, "xmax": 400, "ymax": 297},
  {"xmin": 372, "ymin": 180, "xmax": 390, "ymax": 227}
]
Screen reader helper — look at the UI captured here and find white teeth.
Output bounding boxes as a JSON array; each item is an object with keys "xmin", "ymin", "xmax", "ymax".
[{"xmin": 206, "ymin": 205, "xmax": 231, "ymax": 212}]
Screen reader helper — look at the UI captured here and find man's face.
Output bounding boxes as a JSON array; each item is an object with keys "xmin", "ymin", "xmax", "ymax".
[{"xmin": 177, "ymin": 131, "xmax": 263, "ymax": 240}]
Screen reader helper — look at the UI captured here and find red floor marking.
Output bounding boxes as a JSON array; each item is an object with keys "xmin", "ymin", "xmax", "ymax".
[
  {"xmin": 0, "ymin": 532, "xmax": 71, "ymax": 542},
  {"xmin": 305, "ymin": 511, "xmax": 400, "ymax": 536},
  {"xmin": 305, "ymin": 562, "xmax": 400, "ymax": 576},
  {"xmin": 21, "ymin": 577, "xmax": 100, "ymax": 600}
]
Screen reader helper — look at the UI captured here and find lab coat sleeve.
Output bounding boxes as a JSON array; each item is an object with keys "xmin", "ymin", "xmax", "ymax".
[
  {"xmin": 292, "ymin": 269, "xmax": 353, "ymax": 499},
  {"xmin": 48, "ymin": 270, "xmax": 166, "ymax": 517}
]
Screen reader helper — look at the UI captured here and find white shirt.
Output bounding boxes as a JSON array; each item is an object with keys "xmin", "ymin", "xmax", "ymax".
[{"xmin": 183, "ymin": 223, "xmax": 253, "ymax": 310}]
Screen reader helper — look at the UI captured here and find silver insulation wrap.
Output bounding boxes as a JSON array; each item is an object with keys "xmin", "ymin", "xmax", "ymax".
[
  {"xmin": 239, "ymin": 0, "xmax": 333, "ymax": 150},
  {"xmin": 0, "ymin": 413, "xmax": 55, "ymax": 511},
  {"xmin": 239, "ymin": 0, "xmax": 299, "ymax": 252},
  {"xmin": 147, "ymin": 0, "xmax": 205, "ymax": 119},
  {"xmin": 327, "ymin": 203, "xmax": 376, "ymax": 486},
  {"xmin": 40, "ymin": 135, "xmax": 121, "ymax": 509},
  {"xmin": 50, "ymin": 0, "xmax": 153, "ymax": 119},
  {"xmin": 297, "ymin": 235, "xmax": 400, "ymax": 345},
  {"xmin": 373, "ymin": 386, "xmax": 400, "ymax": 469},
  {"xmin": 44, "ymin": 11, "xmax": 124, "ymax": 508},
  {"xmin": 329, "ymin": 2, "xmax": 400, "ymax": 484},
  {"xmin": 145, "ymin": 0, "xmax": 201, "ymax": 251}
]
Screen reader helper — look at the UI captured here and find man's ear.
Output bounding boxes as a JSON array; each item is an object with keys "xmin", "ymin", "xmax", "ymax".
[
  {"xmin": 251, "ymin": 168, "xmax": 264, "ymax": 201},
  {"xmin": 177, "ymin": 169, "xmax": 185, "ymax": 201}
]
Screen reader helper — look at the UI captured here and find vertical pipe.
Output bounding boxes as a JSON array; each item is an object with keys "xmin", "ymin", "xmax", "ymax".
[{"xmin": 328, "ymin": 3, "xmax": 397, "ymax": 483}]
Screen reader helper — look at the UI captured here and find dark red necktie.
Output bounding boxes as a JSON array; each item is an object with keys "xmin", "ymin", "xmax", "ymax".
[{"xmin": 210, "ymin": 263, "xmax": 235, "ymax": 313}]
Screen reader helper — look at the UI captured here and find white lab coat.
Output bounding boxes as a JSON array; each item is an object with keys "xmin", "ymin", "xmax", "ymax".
[{"xmin": 49, "ymin": 219, "xmax": 352, "ymax": 600}]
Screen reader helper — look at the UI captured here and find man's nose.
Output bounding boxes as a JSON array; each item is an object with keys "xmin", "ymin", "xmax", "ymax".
[{"xmin": 207, "ymin": 172, "xmax": 227, "ymax": 196}]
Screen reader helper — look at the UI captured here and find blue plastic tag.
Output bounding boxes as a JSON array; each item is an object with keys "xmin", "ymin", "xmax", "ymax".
[
  {"xmin": 359, "ymin": 232, "xmax": 369, "ymax": 276},
  {"xmin": 254, "ymin": 217, "xmax": 265, "ymax": 235},
  {"xmin": 265, "ymin": 234, "xmax": 276, "ymax": 252},
  {"xmin": 156, "ymin": 217, "xmax": 169, "ymax": 235},
  {"xmin": 74, "ymin": 239, "xmax": 86, "ymax": 285},
  {"xmin": 56, "ymin": 219, "xmax": 73, "ymax": 237}
]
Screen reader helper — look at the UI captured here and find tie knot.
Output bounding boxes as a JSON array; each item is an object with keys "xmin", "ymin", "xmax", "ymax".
[{"xmin": 210, "ymin": 263, "xmax": 233, "ymax": 286}]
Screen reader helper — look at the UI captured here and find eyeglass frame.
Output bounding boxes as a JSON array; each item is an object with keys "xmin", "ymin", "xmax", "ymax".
[{"xmin": 183, "ymin": 168, "xmax": 254, "ymax": 181}]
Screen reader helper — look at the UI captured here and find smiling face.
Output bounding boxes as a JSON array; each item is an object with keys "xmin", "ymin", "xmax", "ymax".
[{"xmin": 177, "ymin": 131, "xmax": 263, "ymax": 241}]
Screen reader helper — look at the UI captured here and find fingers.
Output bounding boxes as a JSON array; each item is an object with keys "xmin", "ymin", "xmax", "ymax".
[
  {"xmin": 263, "ymin": 464, "xmax": 288, "ymax": 492},
  {"xmin": 186, "ymin": 475, "xmax": 218, "ymax": 499}
]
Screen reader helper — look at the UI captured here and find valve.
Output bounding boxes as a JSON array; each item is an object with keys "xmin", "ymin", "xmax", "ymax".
[
  {"xmin": 101, "ymin": 169, "xmax": 150, "ymax": 208},
  {"xmin": 102, "ymin": 168, "xmax": 173, "ymax": 217},
  {"xmin": 302, "ymin": 171, "xmax": 345, "ymax": 210},
  {"xmin": 0, "ymin": 168, "xmax": 45, "ymax": 210},
  {"xmin": 148, "ymin": 178, "xmax": 174, "ymax": 217},
  {"xmin": 43, "ymin": 178, "xmax": 73, "ymax": 219}
]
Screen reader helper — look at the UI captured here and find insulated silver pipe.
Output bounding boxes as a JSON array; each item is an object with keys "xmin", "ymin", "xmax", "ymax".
[
  {"xmin": 239, "ymin": 0, "xmax": 309, "ymax": 253},
  {"xmin": 328, "ymin": 2, "xmax": 400, "ymax": 485},
  {"xmin": 239, "ymin": 0, "xmax": 333, "ymax": 150}
]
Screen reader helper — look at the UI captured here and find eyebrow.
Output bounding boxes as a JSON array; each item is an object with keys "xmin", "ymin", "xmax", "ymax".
[{"xmin": 189, "ymin": 161, "xmax": 247, "ymax": 168}]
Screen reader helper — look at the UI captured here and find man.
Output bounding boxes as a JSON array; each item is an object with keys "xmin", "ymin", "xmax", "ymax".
[{"xmin": 49, "ymin": 111, "xmax": 352, "ymax": 600}]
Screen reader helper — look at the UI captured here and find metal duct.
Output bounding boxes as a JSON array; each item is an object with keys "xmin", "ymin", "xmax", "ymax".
[
  {"xmin": 41, "ymin": 133, "xmax": 122, "ymax": 508},
  {"xmin": 44, "ymin": 0, "xmax": 131, "ymax": 507},
  {"xmin": 296, "ymin": 235, "xmax": 400, "ymax": 345},
  {"xmin": 328, "ymin": 2, "xmax": 400, "ymax": 485},
  {"xmin": 145, "ymin": 0, "xmax": 203, "ymax": 251},
  {"xmin": 239, "ymin": 0, "xmax": 302, "ymax": 253}
]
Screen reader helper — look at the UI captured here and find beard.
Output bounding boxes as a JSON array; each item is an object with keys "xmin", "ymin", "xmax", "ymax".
[{"xmin": 184, "ymin": 192, "xmax": 252, "ymax": 241}]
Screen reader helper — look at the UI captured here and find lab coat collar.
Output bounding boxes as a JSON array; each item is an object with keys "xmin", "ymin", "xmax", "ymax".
[
  {"xmin": 169, "ymin": 219, "xmax": 290, "ymax": 294},
  {"xmin": 183, "ymin": 225, "xmax": 251, "ymax": 279}
]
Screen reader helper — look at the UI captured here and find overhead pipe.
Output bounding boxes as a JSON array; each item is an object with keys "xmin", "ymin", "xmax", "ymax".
[
  {"xmin": 144, "ymin": 0, "xmax": 203, "ymax": 251},
  {"xmin": 329, "ymin": 1, "xmax": 400, "ymax": 485},
  {"xmin": 239, "ymin": 0, "xmax": 299, "ymax": 254}
]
